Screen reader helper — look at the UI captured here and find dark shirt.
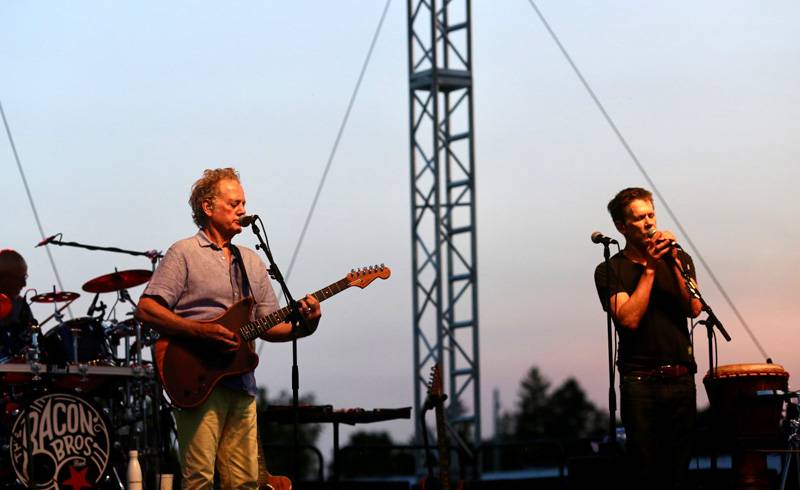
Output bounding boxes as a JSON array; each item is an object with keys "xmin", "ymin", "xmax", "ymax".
[
  {"xmin": 594, "ymin": 250, "xmax": 697, "ymax": 373},
  {"xmin": 143, "ymin": 231, "xmax": 279, "ymax": 396},
  {"xmin": 0, "ymin": 297, "xmax": 35, "ymax": 361}
]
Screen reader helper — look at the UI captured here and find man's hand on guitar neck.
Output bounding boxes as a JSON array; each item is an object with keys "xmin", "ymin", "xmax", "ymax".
[
  {"xmin": 296, "ymin": 293, "xmax": 322, "ymax": 334},
  {"xmin": 259, "ymin": 293, "xmax": 322, "ymax": 342}
]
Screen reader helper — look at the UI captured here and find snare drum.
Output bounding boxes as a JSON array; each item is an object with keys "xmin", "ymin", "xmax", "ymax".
[{"xmin": 43, "ymin": 316, "xmax": 111, "ymax": 365}]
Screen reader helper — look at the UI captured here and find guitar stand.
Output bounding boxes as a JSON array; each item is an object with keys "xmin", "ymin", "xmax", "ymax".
[{"xmin": 420, "ymin": 394, "xmax": 447, "ymax": 481}]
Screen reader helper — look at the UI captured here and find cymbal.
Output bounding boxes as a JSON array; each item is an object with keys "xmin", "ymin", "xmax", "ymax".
[
  {"xmin": 82, "ymin": 269, "xmax": 152, "ymax": 293},
  {"xmin": 30, "ymin": 291, "xmax": 80, "ymax": 303}
]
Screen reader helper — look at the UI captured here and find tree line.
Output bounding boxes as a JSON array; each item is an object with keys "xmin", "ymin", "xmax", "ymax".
[{"xmin": 255, "ymin": 365, "xmax": 609, "ymax": 479}]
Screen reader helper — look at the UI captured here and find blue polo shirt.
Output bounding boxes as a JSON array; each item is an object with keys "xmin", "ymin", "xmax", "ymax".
[{"xmin": 143, "ymin": 230, "xmax": 279, "ymax": 396}]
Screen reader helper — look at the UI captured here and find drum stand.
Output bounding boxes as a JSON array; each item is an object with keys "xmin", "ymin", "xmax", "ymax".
[
  {"xmin": 21, "ymin": 326, "xmax": 46, "ymax": 488},
  {"xmin": 779, "ymin": 400, "xmax": 800, "ymax": 490}
]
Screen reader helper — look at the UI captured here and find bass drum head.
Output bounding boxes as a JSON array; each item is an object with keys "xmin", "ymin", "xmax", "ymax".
[{"xmin": 9, "ymin": 392, "xmax": 111, "ymax": 489}]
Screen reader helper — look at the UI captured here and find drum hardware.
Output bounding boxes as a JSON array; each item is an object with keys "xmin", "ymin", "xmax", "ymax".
[
  {"xmin": 85, "ymin": 291, "xmax": 105, "ymax": 317},
  {"xmin": 69, "ymin": 322, "xmax": 83, "ymax": 368},
  {"xmin": 25, "ymin": 323, "xmax": 44, "ymax": 382}
]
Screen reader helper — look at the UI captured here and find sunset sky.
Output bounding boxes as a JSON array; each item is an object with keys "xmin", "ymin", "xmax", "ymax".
[{"xmin": 2, "ymin": 1, "xmax": 798, "ymax": 462}]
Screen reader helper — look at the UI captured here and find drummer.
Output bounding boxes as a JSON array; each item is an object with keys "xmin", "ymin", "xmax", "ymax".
[{"xmin": 0, "ymin": 249, "xmax": 37, "ymax": 362}]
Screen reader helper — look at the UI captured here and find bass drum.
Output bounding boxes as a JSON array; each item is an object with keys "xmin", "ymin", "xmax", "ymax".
[{"xmin": 8, "ymin": 392, "xmax": 112, "ymax": 489}]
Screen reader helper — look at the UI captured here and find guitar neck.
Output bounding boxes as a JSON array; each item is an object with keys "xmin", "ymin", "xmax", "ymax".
[
  {"xmin": 435, "ymin": 403, "xmax": 451, "ymax": 490},
  {"xmin": 239, "ymin": 277, "xmax": 351, "ymax": 341}
]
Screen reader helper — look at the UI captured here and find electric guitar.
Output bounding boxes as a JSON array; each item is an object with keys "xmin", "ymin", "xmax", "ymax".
[
  {"xmin": 421, "ymin": 363, "xmax": 451, "ymax": 490},
  {"xmin": 153, "ymin": 265, "xmax": 391, "ymax": 409}
]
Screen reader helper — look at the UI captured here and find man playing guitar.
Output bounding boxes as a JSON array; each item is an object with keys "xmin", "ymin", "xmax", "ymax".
[{"xmin": 136, "ymin": 168, "xmax": 321, "ymax": 489}]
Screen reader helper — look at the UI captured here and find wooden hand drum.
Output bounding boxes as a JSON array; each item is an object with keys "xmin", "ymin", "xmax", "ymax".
[{"xmin": 703, "ymin": 363, "xmax": 790, "ymax": 490}]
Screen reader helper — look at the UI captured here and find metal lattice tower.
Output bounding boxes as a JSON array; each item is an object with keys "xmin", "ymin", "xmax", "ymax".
[{"xmin": 407, "ymin": 0, "xmax": 481, "ymax": 455}]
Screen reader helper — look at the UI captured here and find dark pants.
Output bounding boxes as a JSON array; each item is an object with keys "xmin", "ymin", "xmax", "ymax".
[{"xmin": 621, "ymin": 374, "xmax": 696, "ymax": 490}]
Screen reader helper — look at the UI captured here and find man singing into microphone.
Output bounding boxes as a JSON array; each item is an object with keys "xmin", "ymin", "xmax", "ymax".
[
  {"xmin": 594, "ymin": 187, "xmax": 702, "ymax": 490},
  {"xmin": 136, "ymin": 168, "xmax": 322, "ymax": 489}
]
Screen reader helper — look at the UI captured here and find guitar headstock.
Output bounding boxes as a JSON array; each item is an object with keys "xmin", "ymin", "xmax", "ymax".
[
  {"xmin": 346, "ymin": 264, "xmax": 391, "ymax": 289},
  {"xmin": 428, "ymin": 362, "xmax": 444, "ymax": 397}
]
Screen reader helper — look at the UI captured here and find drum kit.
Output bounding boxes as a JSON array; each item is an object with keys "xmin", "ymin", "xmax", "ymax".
[{"xmin": 1, "ymin": 269, "xmax": 174, "ymax": 489}]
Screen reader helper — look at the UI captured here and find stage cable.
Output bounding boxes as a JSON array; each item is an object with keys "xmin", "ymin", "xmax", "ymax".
[
  {"xmin": 525, "ymin": 0, "xmax": 769, "ymax": 360},
  {"xmin": 283, "ymin": 0, "xmax": 393, "ymax": 284},
  {"xmin": 1, "ymin": 99, "xmax": 72, "ymax": 318},
  {"xmin": 258, "ymin": 0, "xmax": 393, "ymax": 353}
]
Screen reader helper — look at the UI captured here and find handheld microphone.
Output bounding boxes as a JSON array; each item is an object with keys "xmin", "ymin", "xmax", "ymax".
[
  {"xmin": 590, "ymin": 231, "xmax": 618, "ymax": 245},
  {"xmin": 646, "ymin": 228, "xmax": 681, "ymax": 250},
  {"xmin": 238, "ymin": 215, "xmax": 259, "ymax": 227},
  {"xmin": 35, "ymin": 234, "xmax": 60, "ymax": 247}
]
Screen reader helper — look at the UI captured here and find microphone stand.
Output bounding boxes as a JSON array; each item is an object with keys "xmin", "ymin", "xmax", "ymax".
[
  {"xmin": 674, "ymin": 256, "xmax": 731, "ymax": 475},
  {"xmin": 600, "ymin": 241, "xmax": 619, "ymax": 454},
  {"xmin": 246, "ymin": 218, "xmax": 305, "ymax": 482},
  {"xmin": 44, "ymin": 235, "xmax": 163, "ymax": 270}
]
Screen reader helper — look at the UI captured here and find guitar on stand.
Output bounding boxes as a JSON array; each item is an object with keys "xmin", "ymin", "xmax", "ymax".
[
  {"xmin": 420, "ymin": 363, "xmax": 465, "ymax": 490},
  {"xmin": 153, "ymin": 265, "xmax": 391, "ymax": 409}
]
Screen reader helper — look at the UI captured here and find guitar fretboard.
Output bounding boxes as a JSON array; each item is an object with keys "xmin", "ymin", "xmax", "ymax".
[{"xmin": 239, "ymin": 277, "xmax": 351, "ymax": 341}]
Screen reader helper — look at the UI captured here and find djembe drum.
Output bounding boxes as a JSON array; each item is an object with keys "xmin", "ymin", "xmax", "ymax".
[{"xmin": 704, "ymin": 363, "xmax": 789, "ymax": 490}]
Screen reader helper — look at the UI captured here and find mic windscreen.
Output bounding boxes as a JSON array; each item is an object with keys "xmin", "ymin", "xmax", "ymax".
[{"xmin": 238, "ymin": 215, "xmax": 257, "ymax": 226}]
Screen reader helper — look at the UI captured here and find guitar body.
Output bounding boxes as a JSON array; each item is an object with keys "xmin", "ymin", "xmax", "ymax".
[
  {"xmin": 261, "ymin": 474, "xmax": 291, "ymax": 490},
  {"xmin": 154, "ymin": 297, "xmax": 260, "ymax": 409},
  {"xmin": 257, "ymin": 415, "xmax": 292, "ymax": 489}
]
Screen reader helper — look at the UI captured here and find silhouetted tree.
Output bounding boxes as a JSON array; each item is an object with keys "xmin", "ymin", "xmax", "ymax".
[
  {"xmin": 510, "ymin": 367, "xmax": 606, "ymax": 441},
  {"xmin": 513, "ymin": 366, "xmax": 552, "ymax": 439},
  {"xmin": 335, "ymin": 430, "xmax": 415, "ymax": 478},
  {"xmin": 255, "ymin": 387, "xmax": 323, "ymax": 481},
  {"xmin": 545, "ymin": 378, "xmax": 607, "ymax": 439}
]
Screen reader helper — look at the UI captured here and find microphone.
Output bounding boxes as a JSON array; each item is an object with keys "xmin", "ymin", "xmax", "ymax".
[
  {"xmin": 646, "ymin": 228, "xmax": 681, "ymax": 250},
  {"xmin": 591, "ymin": 231, "xmax": 618, "ymax": 245},
  {"xmin": 238, "ymin": 215, "xmax": 259, "ymax": 227},
  {"xmin": 35, "ymin": 234, "xmax": 60, "ymax": 247}
]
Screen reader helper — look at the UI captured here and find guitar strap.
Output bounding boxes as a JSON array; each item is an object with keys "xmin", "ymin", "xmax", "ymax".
[
  {"xmin": 229, "ymin": 244, "xmax": 254, "ymax": 301},
  {"xmin": 230, "ymin": 243, "xmax": 274, "ymax": 485}
]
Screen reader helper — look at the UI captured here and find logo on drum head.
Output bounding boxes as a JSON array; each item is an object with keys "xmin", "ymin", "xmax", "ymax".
[{"xmin": 10, "ymin": 393, "xmax": 110, "ymax": 489}]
